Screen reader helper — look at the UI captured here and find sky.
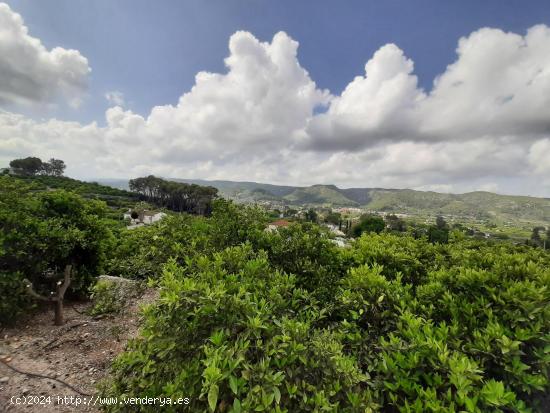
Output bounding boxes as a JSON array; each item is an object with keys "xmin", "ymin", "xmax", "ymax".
[{"xmin": 0, "ymin": 0, "xmax": 550, "ymax": 196}]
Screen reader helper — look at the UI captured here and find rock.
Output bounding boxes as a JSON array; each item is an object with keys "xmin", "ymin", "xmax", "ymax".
[
  {"xmin": 0, "ymin": 376, "xmax": 9, "ymax": 383},
  {"xmin": 22, "ymin": 388, "xmax": 30, "ymax": 395}
]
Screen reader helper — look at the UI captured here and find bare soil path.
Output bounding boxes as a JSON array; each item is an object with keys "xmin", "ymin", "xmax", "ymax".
[{"xmin": 0, "ymin": 289, "xmax": 157, "ymax": 412}]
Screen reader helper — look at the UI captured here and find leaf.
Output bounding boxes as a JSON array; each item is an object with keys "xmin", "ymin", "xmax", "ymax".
[
  {"xmin": 208, "ymin": 384, "xmax": 219, "ymax": 412},
  {"xmin": 273, "ymin": 387, "xmax": 281, "ymax": 404},
  {"xmin": 233, "ymin": 398, "xmax": 241, "ymax": 413},
  {"xmin": 229, "ymin": 375, "xmax": 239, "ymax": 395}
]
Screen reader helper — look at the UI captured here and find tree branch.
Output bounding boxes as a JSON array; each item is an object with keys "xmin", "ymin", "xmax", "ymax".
[{"xmin": 23, "ymin": 278, "xmax": 53, "ymax": 302}]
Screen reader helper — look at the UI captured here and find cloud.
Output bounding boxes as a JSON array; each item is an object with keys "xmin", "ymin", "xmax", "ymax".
[
  {"xmin": 97, "ymin": 31, "xmax": 330, "ymax": 167},
  {"xmin": 303, "ymin": 44, "xmax": 425, "ymax": 151},
  {"xmin": 303, "ymin": 25, "xmax": 550, "ymax": 151},
  {"xmin": 1, "ymin": 24, "xmax": 550, "ymax": 196},
  {"xmin": 419, "ymin": 25, "xmax": 550, "ymax": 140},
  {"xmin": 105, "ymin": 91, "xmax": 125, "ymax": 107},
  {"xmin": 0, "ymin": 2, "xmax": 90, "ymax": 107},
  {"xmin": 528, "ymin": 139, "xmax": 550, "ymax": 174},
  {"xmin": 1, "ymin": 31, "xmax": 329, "ymax": 176}
]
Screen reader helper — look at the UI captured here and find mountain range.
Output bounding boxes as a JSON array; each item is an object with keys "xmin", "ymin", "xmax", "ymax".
[{"xmin": 98, "ymin": 178, "xmax": 550, "ymax": 226}]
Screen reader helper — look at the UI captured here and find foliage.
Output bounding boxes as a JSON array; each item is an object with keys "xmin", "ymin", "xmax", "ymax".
[
  {"xmin": 90, "ymin": 279, "xmax": 126, "ymax": 315},
  {"xmin": 254, "ymin": 222, "xmax": 347, "ymax": 302},
  {"xmin": 0, "ymin": 176, "xmax": 114, "ymax": 324},
  {"xmin": 9, "ymin": 156, "xmax": 43, "ymax": 175},
  {"xmin": 304, "ymin": 208, "xmax": 318, "ymax": 223},
  {"xmin": 89, "ymin": 278, "xmax": 144, "ymax": 316},
  {"xmin": 102, "ymin": 247, "xmax": 377, "ymax": 412},
  {"xmin": 324, "ymin": 211, "xmax": 342, "ymax": 226},
  {"xmin": 384, "ymin": 214, "xmax": 406, "ymax": 232},
  {"xmin": 106, "ymin": 200, "xmax": 267, "ymax": 280},
  {"xmin": 428, "ymin": 225, "xmax": 449, "ymax": 244},
  {"xmin": 9, "ymin": 156, "xmax": 66, "ymax": 176},
  {"xmin": 0, "ymin": 271, "xmax": 32, "ymax": 325},
  {"xmin": 15, "ymin": 174, "xmax": 138, "ymax": 208},
  {"xmin": 207, "ymin": 199, "xmax": 267, "ymax": 250},
  {"xmin": 352, "ymin": 214, "xmax": 386, "ymax": 237},
  {"xmin": 41, "ymin": 158, "xmax": 66, "ymax": 176},
  {"xmin": 348, "ymin": 233, "xmax": 444, "ymax": 285},
  {"xmin": 106, "ymin": 213, "xmax": 213, "ymax": 279},
  {"xmin": 129, "ymin": 175, "xmax": 218, "ymax": 215},
  {"xmin": 102, "ymin": 212, "xmax": 550, "ymax": 412},
  {"xmin": 530, "ymin": 226, "xmax": 549, "ymax": 249}
]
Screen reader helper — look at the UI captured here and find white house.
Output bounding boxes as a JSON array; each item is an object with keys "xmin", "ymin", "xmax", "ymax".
[
  {"xmin": 141, "ymin": 211, "xmax": 167, "ymax": 224},
  {"xmin": 124, "ymin": 209, "xmax": 167, "ymax": 226}
]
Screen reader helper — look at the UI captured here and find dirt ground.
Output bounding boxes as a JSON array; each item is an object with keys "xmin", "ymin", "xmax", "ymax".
[{"xmin": 0, "ymin": 289, "xmax": 157, "ymax": 412}]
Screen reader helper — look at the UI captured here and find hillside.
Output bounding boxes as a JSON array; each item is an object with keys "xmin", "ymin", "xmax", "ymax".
[
  {"xmin": 16, "ymin": 175, "xmax": 138, "ymax": 208},
  {"xmin": 283, "ymin": 184, "xmax": 358, "ymax": 206},
  {"xmin": 97, "ymin": 178, "xmax": 550, "ymax": 225}
]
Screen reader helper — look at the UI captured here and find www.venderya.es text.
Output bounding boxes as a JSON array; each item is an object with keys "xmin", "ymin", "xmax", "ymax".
[{"xmin": 10, "ymin": 395, "xmax": 191, "ymax": 407}]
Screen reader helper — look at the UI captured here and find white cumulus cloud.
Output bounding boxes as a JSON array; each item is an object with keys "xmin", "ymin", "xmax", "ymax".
[
  {"xmin": 1, "ymin": 22, "xmax": 550, "ymax": 196},
  {"xmin": 0, "ymin": 2, "xmax": 90, "ymax": 108}
]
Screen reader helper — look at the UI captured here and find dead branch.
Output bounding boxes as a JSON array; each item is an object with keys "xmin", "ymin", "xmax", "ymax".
[
  {"xmin": 42, "ymin": 321, "xmax": 88, "ymax": 350},
  {"xmin": 23, "ymin": 278, "xmax": 53, "ymax": 302},
  {"xmin": 0, "ymin": 358, "xmax": 92, "ymax": 396}
]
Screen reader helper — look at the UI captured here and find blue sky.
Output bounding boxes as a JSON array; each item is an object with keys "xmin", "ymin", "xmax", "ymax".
[
  {"xmin": 7, "ymin": 0, "xmax": 550, "ymax": 124},
  {"xmin": 1, "ymin": 1, "xmax": 550, "ymax": 195}
]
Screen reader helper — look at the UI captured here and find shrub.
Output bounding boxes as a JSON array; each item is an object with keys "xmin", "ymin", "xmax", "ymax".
[
  {"xmin": 1, "ymin": 176, "xmax": 115, "ymax": 325},
  {"xmin": 352, "ymin": 215, "xmax": 385, "ymax": 237},
  {"xmin": 89, "ymin": 277, "xmax": 143, "ymax": 316},
  {"xmin": 101, "ymin": 247, "xmax": 379, "ymax": 412},
  {"xmin": 102, "ymin": 224, "xmax": 550, "ymax": 412},
  {"xmin": 253, "ymin": 222, "xmax": 347, "ymax": 302},
  {"xmin": 0, "ymin": 271, "xmax": 33, "ymax": 325}
]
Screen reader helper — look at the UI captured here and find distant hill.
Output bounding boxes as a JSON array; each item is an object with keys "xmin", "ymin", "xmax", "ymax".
[
  {"xmin": 96, "ymin": 178, "xmax": 550, "ymax": 225},
  {"xmin": 16, "ymin": 175, "xmax": 138, "ymax": 207}
]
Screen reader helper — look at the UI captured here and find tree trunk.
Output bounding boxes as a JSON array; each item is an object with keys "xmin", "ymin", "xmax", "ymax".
[{"xmin": 54, "ymin": 289, "xmax": 64, "ymax": 326}]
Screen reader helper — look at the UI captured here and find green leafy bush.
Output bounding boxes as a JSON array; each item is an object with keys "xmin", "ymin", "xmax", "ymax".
[
  {"xmin": 254, "ymin": 222, "xmax": 347, "ymax": 302},
  {"xmin": 89, "ymin": 277, "xmax": 144, "ymax": 316},
  {"xmin": 106, "ymin": 200, "xmax": 267, "ymax": 281},
  {"xmin": 102, "ymin": 224, "xmax": 550, "ymax": 412},
  {"xmin": 90, "ymin": 280, "xmax": 124, "ymax": 315},
  {"xmin": 0, "ymin": 176, "xmax": 114, "ymax": 324},
  {"xmin": 102, "ymin": 246, "xmax": 379, "ymax": 412},
  {"xmin": 0, "ymin": 271, "xmax": 33, "ymax": 325}
]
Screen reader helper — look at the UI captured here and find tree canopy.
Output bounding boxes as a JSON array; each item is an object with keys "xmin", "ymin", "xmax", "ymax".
[
  {"xmin": 129, "ymin": 175, "xmax": 218, "ymax": 215},
  {"xmin": 352, "ymin": 214, "xmax": 386, "ymax": 237},
  {"xmin": 9, "ymin": 156, "xmax": 66, "ymax": 176},
  {"xmin": 0, "ymin": 176, "xmax": 114, "ymax": 323}
]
